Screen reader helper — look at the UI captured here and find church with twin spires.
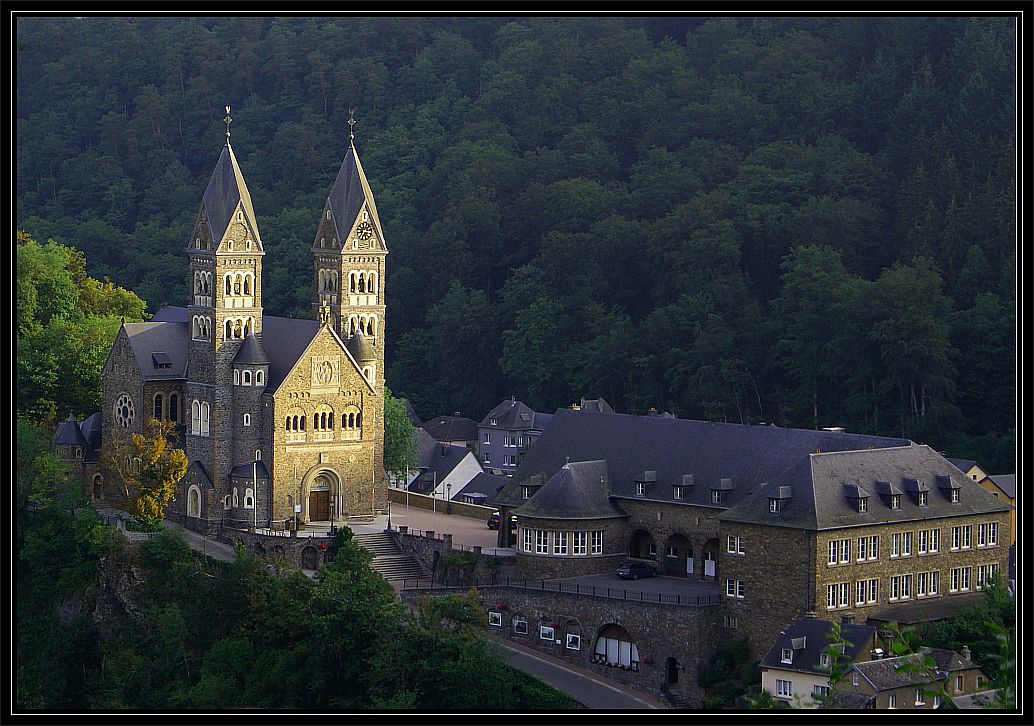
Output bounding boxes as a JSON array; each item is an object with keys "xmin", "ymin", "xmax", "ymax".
[{"xmin": 94, "ymin": 118, "xmax": 388, "ymax": 532}]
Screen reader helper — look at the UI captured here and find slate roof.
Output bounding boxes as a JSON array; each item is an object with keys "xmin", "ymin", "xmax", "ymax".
[
  {"xmin": 80, "ymin": 412, "xmax": 102, "ymax": 448},
  {"xmin": 233, "ymin": 333, "xmax": 270, "ymax": 365},
  {"xmin": 201, "ymin": 142, "xmax": 260, "ymax": 246},
  {"xmin": 985, "ymin": 474, "xmax": 1015, "ymax": 499},
  {"xmin": 849, "ymin": 648, "xmax": 978, "ymax": 692},
  {"xmin": 497, "ymin": 407, "xmax": 909, "ymax": 511},
  {"xmin": 421, "ymin": 415, "xmax": 478, "ymax": 443},
  {"xmin": 413, "ymin": 426, "xmax": 441, "ymax": 470},
  {"xmin": 408, "ymin": 444, "xmax": 472, "ymax": 494},
  {"xmin": 122, "ymin": 321, "xmax": 190, "ymax": 380},
  {"xmin": 721, "ymin": 444, "xmax": 1012, "ymax": 530},
  {"xmin": 345, "ymin": 330, "xmax": 375, "ymax": 363},
  {"xmin": 947, "ymin": 457, "xmax": 979, "ymax": 474},
  {"xmin": 575, "ymin": 397, "xmax": 615, "ymax": 413},
  {"xmin": 151, "ymin": 307, "xmax": 321, "ymax": 392},
  {"xmin": 866, "ymin": 592, "xmax": 986, "ymax": 625},
  {"xmin": 480, "ymin": 398, "xmax": 553, "ymax": 431},
  {"xmin": 512, "ymin": 460, "xmax": 627, "ymax": 520},
  {"xmin": 452, "ymin": 472, "xmax": 510, "ymax": 504},
  {"xmin": 230, "ymin": 461, "xmax": 270, "ymax": 479},
  {"xmin": 324, "ymin": 143, "xmax": 385, "ymax": 246},
  {"xmin": 759, "ymin": 618, "xmax": 877, "ymax": 675},
  {"xmin": 55, "ymin": 414, "xmax": 88, "ymax": 446}
]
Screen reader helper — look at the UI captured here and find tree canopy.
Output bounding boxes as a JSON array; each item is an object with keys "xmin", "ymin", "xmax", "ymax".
[{"xmin": 15, "ymin": 16, "xmax": 1016, "ymax": 471}]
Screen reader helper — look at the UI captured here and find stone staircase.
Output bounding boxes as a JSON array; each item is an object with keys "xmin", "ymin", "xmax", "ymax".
[
  {"xmin": 354, "ymin": 532, "xmax": 425, "ymax": 580},
  {"xmin": 661, "ymin": 685, "xmax": 693, "ymax": 709}
]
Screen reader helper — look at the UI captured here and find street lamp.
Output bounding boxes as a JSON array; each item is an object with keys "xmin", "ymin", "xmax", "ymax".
[{"xmin": 446, "ymin": 482, "xmax": 452, "ymax": 515}]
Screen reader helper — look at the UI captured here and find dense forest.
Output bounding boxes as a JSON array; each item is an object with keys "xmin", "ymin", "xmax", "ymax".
[{"xmin": 15, "ymin": 16, "xmax": 1016, "ymax": 472}]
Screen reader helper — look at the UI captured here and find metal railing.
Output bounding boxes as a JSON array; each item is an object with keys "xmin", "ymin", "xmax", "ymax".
[{"xmin": 398, "ymin": 577, "xmax": 720, "ymax": 606}]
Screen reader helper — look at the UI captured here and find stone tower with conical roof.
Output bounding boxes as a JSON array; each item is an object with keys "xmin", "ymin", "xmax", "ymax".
[{"xmin": 184, "ymin": 135, "xmax": 266, "ymax": 494}]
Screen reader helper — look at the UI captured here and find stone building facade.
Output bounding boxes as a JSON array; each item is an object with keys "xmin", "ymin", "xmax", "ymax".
[{"xmin": 94, "ymin": 135, "xmax": 388, "ymax": 533}]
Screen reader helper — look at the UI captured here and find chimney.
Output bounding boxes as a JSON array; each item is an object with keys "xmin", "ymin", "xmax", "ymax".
[
  {"xmin": 453, "ymin": 412, "xmax": 461, "ymax": 417},
  {"xmin": 961, "ymin": 645, "xmax": 971, "ymax": 661}
]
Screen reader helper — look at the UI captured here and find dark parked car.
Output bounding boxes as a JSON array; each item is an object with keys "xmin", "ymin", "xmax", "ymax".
[
  {"xmin": 487, "ymin": 511, "xmax": 517, "ymax": 530},
  {"xmin": 616, "ymin": 560, "xmax": 657, "ymax": 580}
]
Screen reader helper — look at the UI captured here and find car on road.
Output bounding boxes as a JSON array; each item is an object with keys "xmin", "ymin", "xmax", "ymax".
[
  {"xmin": 616, "ymin": 560, "xmax": 657, "ymax": 580},
  {"xmin": 487, "ymin": 511, "xmax": 517, "ymax": 530}
]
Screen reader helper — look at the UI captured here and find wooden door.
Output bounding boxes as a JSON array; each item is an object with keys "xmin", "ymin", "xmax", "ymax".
[{"xmin": 309, "ymin": 490, "xmax": 330, "ymax": 521}]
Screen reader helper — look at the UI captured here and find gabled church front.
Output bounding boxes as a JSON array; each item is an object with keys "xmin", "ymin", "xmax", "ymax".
[{"xmin": 96, "ymin": 125, "xmax": 388, "ymax": 533}]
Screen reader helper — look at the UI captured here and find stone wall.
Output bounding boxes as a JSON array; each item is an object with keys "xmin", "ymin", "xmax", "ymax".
[
  {"xmin": 617, "ymin": 499, "xmax": 724, "ymax": 579},
  {"xmin": 401, "ymin": 584, "xmax": 723, "ymax": 706},
  {"xmin": 513, "ymin": 515, "xmax": 629, "ymax": 580},
  {"xmin": 387, "ymin": 488, "xmax": 495, "ymax": 521},
  {"xmin": 218, "ymin": 527, "xmax": 335, "ymax": 570},
  {"xmin": 395, "ymin": 529, "xmax": 517, "ymax": 582}
]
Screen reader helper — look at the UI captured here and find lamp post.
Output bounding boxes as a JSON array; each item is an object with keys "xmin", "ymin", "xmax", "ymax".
[
  {"xmin": 386, "ymin": 498, "xmax": 392, "ymax": 532},
  {"xmin": 446, "ymin": 482, "xmax": 452, "ymax": 515}
]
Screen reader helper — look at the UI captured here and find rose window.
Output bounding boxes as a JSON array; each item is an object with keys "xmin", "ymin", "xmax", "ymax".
[{"xmin": 114, "ymin": 394, "xmax": 135, "ymax": 428}]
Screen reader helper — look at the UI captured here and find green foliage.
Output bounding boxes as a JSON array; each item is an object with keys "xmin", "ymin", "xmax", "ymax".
[
  {"xmin": 383, "ymin": 386, "xmax": 418, "ymax": 476},
  {"xmin": 697, "ymin": 637, "xmax": 758, "ymax": 708},
  {"xmin": 16, "ymin": 231, "xmax": 147, "ymax": 425},
  {"xmin": 15, "ymin": 18, "xmax": 1014, "ymax": 459}
]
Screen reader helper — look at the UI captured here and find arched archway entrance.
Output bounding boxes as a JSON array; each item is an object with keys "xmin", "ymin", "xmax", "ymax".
[
  {"xmin": 92, "ymin": 474, "xmax": 103, "ymax": 499},
  {"xmin": 302, "ymin": 468, "xmax": 340, "ymax": 523},
  {"xmin": 666, "ymin": 656, "xmax": 680, "ymax": 685},
  {"xmin": 300, "ymin": 545, "xmax": 319, "ymax": 570},
  {"xmin": 629, "ymin": 529, "xmax": 657, "ymax": 560},
  {"xmin": 663, "ymin": 533, "xmax": 692, "ymax": 576},
  {"xmin": 702, "ymin": 538, "xmax": 719, "ymax": 580},
  {"xmin": 593, "ymin": 624, "xmax": 640, "ymax": 671}
]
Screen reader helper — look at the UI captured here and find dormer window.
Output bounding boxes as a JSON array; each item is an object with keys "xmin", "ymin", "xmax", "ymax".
[
  {"xmin": 711, "ymin": 490, "xmax": 722, "ymax": 505},
  {"xmin": 491, "ymin": 418, "xmax": 497, "ymax": 426},
  {"xmin": 858, "ymin": 497, "xmax": 868, "ymax": 513},
  {"xmin": 521, "ymin": 486, "xmax": 531, "ymax": 499},
  {"xmin": 673, "ymin": 486, "xmax": 683, "ymax": 500},
  {"xmin": 951, "ymin": 489, "xmax": 960, "ymax": 503},
  {"xmin": 781, "ymin": 648, "xmax": 793, "ymax": 664},
  {"xmin": 635, "ymin": 482, "xmax": 645, "ymax": 496},
  {"xmin": 769, "ymin": 498, "xmax": 780, "ymax": 513},
  {"xmin": 237, "ymin": 210, "xmax": 243, "ymax": 222},
  {"xmin": 919, "ymin": 491, "xmax": 928, "ymax": 506},
  {"xmin": 890, "ymin": 494, "xmax": 901, "ymax": 510}
]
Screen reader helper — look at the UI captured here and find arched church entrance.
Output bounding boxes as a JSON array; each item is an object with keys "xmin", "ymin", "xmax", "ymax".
[
  {"xmin": 92, "ymin": 474, "xmax": 103, "ymax": 499},
  {"xmin": 303, "ymin": 468, "xmax": 340, "ymax": 523}
]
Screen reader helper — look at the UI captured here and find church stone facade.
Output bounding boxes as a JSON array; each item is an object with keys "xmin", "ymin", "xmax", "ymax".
[{"xmin": 96, "ymin": 135, "xmax": 388, "ymax": 533}]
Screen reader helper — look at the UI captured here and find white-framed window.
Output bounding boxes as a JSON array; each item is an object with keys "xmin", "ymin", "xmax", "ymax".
[
  {"xmin": 242, "ymin": 370, "xmax": 252, "ymax": 385},
  {"xmin": 988, "ymin": 522, "xmax": 998, "ymax": 546},
  {"xmin": 573, "ymin": 532, "xmax": 587, "ymax": 555},
  {"xmin": 244, "ymin": 487, "xmax": 254, "ymax": 509},
  {"xmin": 648, "ymin": 543, "xmax": 657, "ymax": 557},
  {"xmin": 858, "ymin": 497, "xmax": 868, "ymax": 513},
  {"xmin": 540, "ymin": 625, "xmax": 555, "ymax": 641},
  {"xmin": 930, "ymin": 528, "xmax": 939, "ymax": 552},
  {"xmin": 890, "ymin": 494, "xmax": 901, "ymax": 510},
  {"xmin": 514, "ymin": 618, "xmax": 528, "ymax": 635},
  {"xmin": 950, "ymin": 568, "xmax": 960, "ymax": 592},
  {"xmin": 919, "ymin": 491, "xmax": 928, "ymax": 506},
  {"xmin": 978, "ymin": 523, "xmax": 987, "ymax": 547},
  {"xmin": 952, "ymin": 526, "xmax": 960, "ymax": 550},
  {"xmin": 827, "ymin": 584, "xmax": 837, "ymax": 609},
  {"xmin": 868, "ymin": 578, "xmax": 879, "ymax": 603},
  {"xmin": 554, "ymin": 531, "xmax": 568, "ymax": 556},
  {"xmin": 737, "ymin": 580, "xmax": 745, "ymax": 598},
  {"xmin": 828, "ymin": 540, "xmax": 838, "ymax": 565},
  {"xmin": 929, "ymin": 570, "xmax": 939, "ymax": 595},
  {"xmin": 769, "ymin": 498, "xmax": 780, "ymax": 513},
  {"xmin": 723, "ymin": 615, "xmax": 738, "ymax": 629},
  {"xmin": 255, "ymin": 369, "xmax": 264, "ymax": 386},
  {"xmin": 890, "ymin": 575, "xmax": 900, "ymax": 600},
  {"xmin": 522, "ymin": 528, "xmax": 533, "ymax": 553},
  {"xmin": 635, "ymin": 482, "xmax": 645, "ymax": 496},
  {"xmin": 232, "ymin": 487, "xmax": 239, "ymax": 508},
  {"xmin": 840, "ymin": 539, "xmax": 850, "ymax": 564},
  {"xmin": 889, "ymin": 693, "xmax": 897, "ymax": 709},
  {"xmin": 900, "ymin": 573, "xmax": 911, "ymax": 599},
  {"xmin": 819, "ymin": 652, "xmax": 831, "ymax": 668},
  {"xmin": 673, "ymin": 486, "xmax": 683, "ymax": 500},
  {"xmin": 902, "ymin": 531, "xmax": 912, "ymax": 557},
  {"xmin": 852, "ymin": 672, "xmax": 859, "ymax": 686},
  {"xmin": 483, "ymin": 432, "xmax": 491, "ymax": 444},
  {"xmin": 711, "ymin": 490, "xmax": 722, "ymax": 504},
  {"xmin": 918, "ymin": 529, "xmax": 928, "ymax": 554},
  {"xmin": 488, "ymin": 612, "xmax": 502, "ymax": 627},
  {"xmin": 503, "ymin": 454, "xmax": 515, "ymax": 466},
  {"xmin": 839, "ymin": 582, "xmax": 848, "ymax": 607},
  {"xmin": 951, "ymin": 488, "xmax": 960, "ymax": 503},
  {"xmin": 591, "ymin": 530, "xmax": 603, "ymax": 554},
  {"xmin": 255, "ymin": 449, "xmax": 261, "ymax": 461},
  {"xmin": 891, "ymin": 533, "xmax": 900, "ymax": 558},
  {"xmin": 186, "ymin": 485, "xmax": 201, "ymax": 518},
  {"xmin": 934, "ymin": 695, "xmax": 942, "ymax": 708},
  {"xmin": 856, "ymin": 579, "xmax": 867, "ymax": 605},
  {"xmin": 726, "ymin": 579, "xmax": 737, "ymax": 597},
  {"xmin": 244, "ymin": 413, "xmax": 251, "ymax": 427},
  {"xmin": 566, "ymin": 633, "xmax": 581, "ymax": 650},
  {"xmin": 868, "ymin": 535, "xmax": 879, "ymax": 560},
  {"xmin": 813, "ymin": 684, "xmax": 830, "ymax": 701},
  {"xmin": 857, "ymin": 536, "xmax": 867, "ymax": 561},
  {"xmin": 776, "ymin": 679, "xmax": 793, "ymax": 699},
  {"xmin": 781, "ymin": 648, "xmax": 793, "ymax": 664},
  {"xmin": 535, "ymin": 529, "xmax": 549, "ymax": 555},
  {"xmin": 956, "ymin": 675, "xmax": 963, "ymax": 692},
  {"xmin": 521, "ymin": 486, "xmax": 531, "ymax": 499},
  {"xmin": 483, "ymin": 453, "xmax": 490, "ymax": 464},
  {"xmin": 962, "ymin": 525, "xmax": 972, "ymax": 549},
  {"xmin": 917, "ymin": 571, "xmax": 928, "ymax": 597}
]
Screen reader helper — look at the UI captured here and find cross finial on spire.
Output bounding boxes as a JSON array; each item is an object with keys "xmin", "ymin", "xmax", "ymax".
[
  {"xmin": 347, "ymin": 108, "xmax": 356, "ymax": 143},
  {"xmin": 224, "ymin": 105, "xmax": 232, "ymax": 144}
]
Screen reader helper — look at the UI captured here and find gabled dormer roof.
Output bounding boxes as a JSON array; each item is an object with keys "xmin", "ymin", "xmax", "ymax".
[
  {"xmin": 200, "ymin": 142, "xmax": 261, "ymax": 247},
  {"xmin": 322, "ymin": 143, "xmax": 386, "ymax": 250}
]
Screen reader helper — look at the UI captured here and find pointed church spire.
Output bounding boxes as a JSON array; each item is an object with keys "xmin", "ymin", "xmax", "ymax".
[
  {"xmin": 224, "ymin": 105, "xmax": 232, "ymax": 145},
  {"xmin": 348, "ymin": 108, "xmax": 356, "ymax": 145},
  {"xmin": 200, "ymin": 135, "xmax": 261, "ymax": 246}
]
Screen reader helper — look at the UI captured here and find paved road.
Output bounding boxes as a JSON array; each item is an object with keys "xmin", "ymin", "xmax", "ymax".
[{"xmin": 496, "ymin": 639, "xmax": 666, "ymax": 710}]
